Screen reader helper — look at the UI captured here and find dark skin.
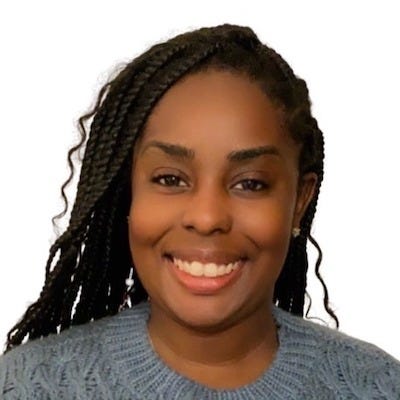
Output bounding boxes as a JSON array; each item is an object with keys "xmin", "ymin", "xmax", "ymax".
[{"xmin": 128, "ymin": 70, "xmax": 317, "ymax": 389}]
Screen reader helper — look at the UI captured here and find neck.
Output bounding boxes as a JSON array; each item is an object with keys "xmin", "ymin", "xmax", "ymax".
[{"xmin": 147, "ymin": 301, "xmax": 279, "ymax": 388}]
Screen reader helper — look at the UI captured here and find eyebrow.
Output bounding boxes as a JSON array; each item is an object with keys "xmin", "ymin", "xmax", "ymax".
[
  {"xmin": 141, "ymin": 141, "xmax": 195, "ymax": 160},
  {"xmin": 141, "ymin": 140, "xmax": 280, "ymax": 162},
  {"xmin": 228, "ymin": 145, "xmax": 280, "ymax": 162}
]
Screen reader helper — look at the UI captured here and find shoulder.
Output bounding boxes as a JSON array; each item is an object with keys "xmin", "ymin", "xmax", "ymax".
[
  {"xmin": 1, "ymin": 312, "xmax": 110, "ymax": 360},
  {"xmin": 0, "ymin": 313, "xmax": 119, "ymax": 399},
  {"xmin": 274, "ymin": 306, "xmax": 400, "ymax": 398}
]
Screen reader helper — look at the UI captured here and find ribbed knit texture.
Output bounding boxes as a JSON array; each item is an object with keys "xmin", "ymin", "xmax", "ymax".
[{"xmin": 1, "ymin": 302, "xmax": 399, "ymax": 399}]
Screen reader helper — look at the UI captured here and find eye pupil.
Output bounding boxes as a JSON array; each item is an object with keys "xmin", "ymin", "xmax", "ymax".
[
  {"xmin": 160, "ymin": 175, "xmax": 177, "ymax": 186},
  {"xmin": 243, "ymin": 179, "xmax": 261, "ymax": 191},
  {"xmin": 159, "ymin": 175, "xmax": 183, "ymax": 187},
  {"xmin": 165, "ymin": 176, "xmax": 177, "ymax": 185},
  {"xmin": 237, "ymin": 179, "xmax": 269, "ymax": 192},
  {"xmin": 152, "ymin": 174, "xmax": 186, "ymax": 188}
]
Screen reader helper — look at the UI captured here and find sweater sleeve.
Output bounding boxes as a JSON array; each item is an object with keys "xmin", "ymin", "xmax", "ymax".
[{"xmin": 323, "ymin": 336, "xmax": 400, "ymax": 399}]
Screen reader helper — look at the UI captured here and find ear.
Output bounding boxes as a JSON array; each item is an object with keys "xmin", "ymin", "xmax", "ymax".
[{"xmin": 292, "ymin": 172, "xmax": 318, "ymax": 228}]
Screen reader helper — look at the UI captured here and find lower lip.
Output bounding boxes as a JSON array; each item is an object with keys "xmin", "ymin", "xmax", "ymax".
[{"xmin": 165, "ymin": 257, "xmax": 245, "ymax": 295}]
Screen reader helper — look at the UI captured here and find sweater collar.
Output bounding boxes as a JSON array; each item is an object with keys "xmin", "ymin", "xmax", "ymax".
[{"xmin": 105, "ymin": 301, "xmax": 320, "ymax": 399}]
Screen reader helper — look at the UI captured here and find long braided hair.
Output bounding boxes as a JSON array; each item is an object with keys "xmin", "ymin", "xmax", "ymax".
[{"xmin": 6, "ymin": 23, "xmax": 338, "ymax": 352}]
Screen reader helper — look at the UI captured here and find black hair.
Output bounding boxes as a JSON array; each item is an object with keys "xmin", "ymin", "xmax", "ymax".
[{"xmin": 6, "ymin": 23, "xmax": 338, "ymax": 352}]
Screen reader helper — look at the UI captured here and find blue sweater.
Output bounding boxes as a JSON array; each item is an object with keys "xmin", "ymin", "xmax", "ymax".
[{"xmin": 0, "ymin": 301, "xmax": 399, "ymax": 399}]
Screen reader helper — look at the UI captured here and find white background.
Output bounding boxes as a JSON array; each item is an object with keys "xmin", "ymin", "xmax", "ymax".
[{"xmin": 0, "ymin": 1, "xmax": 399, "ymax": 360}]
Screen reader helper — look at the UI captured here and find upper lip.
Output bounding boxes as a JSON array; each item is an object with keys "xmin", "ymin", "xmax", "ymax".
[{"xmin": 164, "ymin": 249, "xmax": 247, "ymax": 265}]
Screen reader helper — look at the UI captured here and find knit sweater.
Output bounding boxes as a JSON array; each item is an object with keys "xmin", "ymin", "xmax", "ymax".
[{"xmin": 0, "ymin": 302, "xmax": 399, "ymax": 399}]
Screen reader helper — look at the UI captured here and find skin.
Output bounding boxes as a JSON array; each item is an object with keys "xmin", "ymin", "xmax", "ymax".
[{"xmin": 128, "ymin": 69, "xmax": 317, "ymax": 389}]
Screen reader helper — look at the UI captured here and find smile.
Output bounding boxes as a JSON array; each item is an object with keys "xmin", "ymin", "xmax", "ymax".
[
  {"xmin": 164, "ymin": 253, "xmax": 246, "ymax": 294},
  {"xmin": 172, "ymin": 257, "xmax": 240, "ymax": 278}
]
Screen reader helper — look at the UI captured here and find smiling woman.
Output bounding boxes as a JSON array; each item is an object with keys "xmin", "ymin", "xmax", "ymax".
[
  {"xmin": 129, "ymin": 70, "xmax": 314, "ymax": 338},
  {"xmin": 0, "ymin": 24, "xmax": 399, "ymax": 399}
]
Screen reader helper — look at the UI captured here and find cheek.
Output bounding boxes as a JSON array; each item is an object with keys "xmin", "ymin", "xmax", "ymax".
[
  {"xmin": 127, "ymin": 194, "xmax": 167, "ymax": 293},
  {"xmin": 128, "ymin": 179, "xmax": 179, "ymax": 246},
  {"xmin": 235, "ymin": 194, "xmax": 296, "ymax": 275},
  {"xmin": 238, "ymin": 195, "xmax": 295, "ymax": 244},
  {"xmin": 129, "ymin": 196, "xmax": 166, "ymax": 246}
]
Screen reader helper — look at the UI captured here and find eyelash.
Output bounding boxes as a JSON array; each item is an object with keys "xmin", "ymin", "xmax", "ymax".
[{"xmin": 151, "ymin": 174, "xmax": 269, "ymax": 192}]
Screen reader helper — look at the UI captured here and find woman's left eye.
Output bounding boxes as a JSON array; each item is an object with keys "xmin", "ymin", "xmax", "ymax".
[{"xmin": 233, "ymin": 179, "xmax": 268, "ymax": 192}]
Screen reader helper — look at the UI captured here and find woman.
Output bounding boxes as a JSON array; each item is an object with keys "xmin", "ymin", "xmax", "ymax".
[{"xmin": 1, "ymin": 24, "xmax": 399, "ymax": 399}]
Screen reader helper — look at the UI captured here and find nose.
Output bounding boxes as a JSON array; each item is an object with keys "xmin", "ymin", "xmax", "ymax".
[{"xmin": 181, "ymin": 183, "xmax": 233, "ymax": 235}]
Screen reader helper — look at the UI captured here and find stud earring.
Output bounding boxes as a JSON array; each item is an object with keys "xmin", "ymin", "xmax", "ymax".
[
  {"xmin": 292, "ymin": 227, "xmax": 301, "ymax": 238},
  {"xmin": 125, "ymin": 269, "xmax": 134, "ymax": 289},
  {"xmin": 119, "ymin": 268, "xmax": 135, "ymax": 311}
]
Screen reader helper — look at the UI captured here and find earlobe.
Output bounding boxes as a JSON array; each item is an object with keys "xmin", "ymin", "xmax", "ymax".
[{"xmin": 293, "ymin": 172, "xmax": 318, "ymax": 227}]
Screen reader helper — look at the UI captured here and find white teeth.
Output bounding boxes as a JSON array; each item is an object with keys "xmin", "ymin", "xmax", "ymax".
[
  {"xmin": 176, "ymin": 259, "xmax": 184, "ymax": 269},
  {"xmin": 204, "ymin": 263, "xmax": 218, "ymax": 277},
  {"xmin": 187, "ymin": 261, "xmax": 203, "ymax": 276},
  {"xmin": 217, "ymin": 264, "xmax": 226, "ymax": 275},
  {"xmin": 173, "ymin": 257, "xmax": 241, "ymax": 277}
]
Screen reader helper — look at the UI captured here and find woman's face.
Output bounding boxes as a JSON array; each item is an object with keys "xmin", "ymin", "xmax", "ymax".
[{"xmin": 128, "ymin": 69, "xmax": 316, "ymax": 330}]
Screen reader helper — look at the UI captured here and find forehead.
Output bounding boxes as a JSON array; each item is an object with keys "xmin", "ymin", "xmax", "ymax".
[{"xmin": 138, "ymin": 69, "xmax": 298, "ymax": 158}]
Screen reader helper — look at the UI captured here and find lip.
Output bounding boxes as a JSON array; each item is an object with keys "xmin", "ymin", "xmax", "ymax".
[
  {"xmin": 164, "ymin": 249, "xmax": 247, "ymax": 265},
  {"xmin": 164, "ymin": 254, "xmax": 246, "ymax": 295}
]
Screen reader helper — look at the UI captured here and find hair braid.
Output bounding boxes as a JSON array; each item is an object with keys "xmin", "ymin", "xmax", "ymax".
[
  {"xmin": 67, "ymin": 42, "xmax": 191, "ymax": 232},
  {"xmin": 50, "ymin": 81, "xmax": 112, "ymax": 233},
  {"xmin": 72, "ymin": 205, "xmax": 109, "ymax": 323}
]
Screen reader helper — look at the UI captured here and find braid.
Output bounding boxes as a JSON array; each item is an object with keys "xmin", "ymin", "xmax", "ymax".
[
  {"xmin": 69, "ymin": 45, "xmax": 187, "ymax": 227},
  {"xmin": 49, "ymin": 82, "xmax": 112, "ymax": 232},
  {"xmin": 6, "ymin": 24, "xmax": 338, "ymax": 351},
  {"xmin": 309, "ymin": 234, "xmax": 340, "ymax": 327}
]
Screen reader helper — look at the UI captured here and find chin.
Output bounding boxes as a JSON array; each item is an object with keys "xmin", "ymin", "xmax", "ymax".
[{"xmin": 158, "ymin": 293, "xmax": 251, "ymax": 333}]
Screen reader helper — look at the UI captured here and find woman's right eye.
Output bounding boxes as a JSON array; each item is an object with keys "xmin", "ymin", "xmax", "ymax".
[{"xmin": 151, "ymin": 174, "xmax": 187, "ymax": 187}]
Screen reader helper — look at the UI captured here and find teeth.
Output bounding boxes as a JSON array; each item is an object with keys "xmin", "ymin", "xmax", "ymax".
[
  {"xmin": 217, "ymin": 264, "xmax": 226, "ymax": 275},
  {"xmin": 226, "ymin": 263, "xmax": 233, "ymax": 274},
  {"xmin": 204, "ymin": 263, "xmax": 217, "ymax": 277},
  {"xmin": 187, "ymin": 261, "xmax": 203, "ymax": 276},
  {"xmin": 173, "ymin": 257, "xmax": 241, "ymax": 277}
]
